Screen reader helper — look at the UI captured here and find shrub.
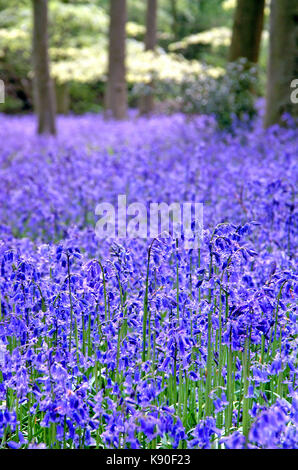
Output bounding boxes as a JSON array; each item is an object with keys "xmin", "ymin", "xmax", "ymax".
[{"xmin": 134, "ymin": 59, "xmax": 258, "ymax": 130}]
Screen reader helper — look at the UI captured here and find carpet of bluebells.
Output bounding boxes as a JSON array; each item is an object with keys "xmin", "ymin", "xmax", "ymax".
[{"xmin": 0, "ymin": 111, "xmax": 297, "ymax": 449}]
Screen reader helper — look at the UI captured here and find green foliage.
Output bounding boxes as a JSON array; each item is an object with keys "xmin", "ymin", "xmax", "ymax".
[
  {"xmin": 161, "ymin": 0, "xmax": 227, "ymax": 37},
  {"xmin": 50, "ymin": 1, "xmax": 108, "ymax": 48},
  {"xmin": 138, "ymin": 59, "xmax": 258, "ymax": 130},
  {"xmin": 206, "ymin": 59, "xmax": 258, "ymax": 129},
  {"xmin": 68, "ymin": 81, "xmax": 103, "ymax": 114},
  {"xmin": 0, "ymin": 94, "xmax": 23, "ymax": 114},
  {"xmin": 169, "ymin": 26, "xmax": 231, "ymax": 62},
  {"xmin": 169, "ymin": 27, "xmax": 231, "ymax": 52}
]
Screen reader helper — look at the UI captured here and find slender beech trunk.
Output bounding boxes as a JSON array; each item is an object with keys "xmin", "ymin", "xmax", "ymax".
[
  {"xmin": 229, "ymin": 0, "xmax": 265, "ymax": 63},
  {"xmin": 139, "ymin": 0, "xmax": 157, "ymax": 115},
  {"xmin": 32, "ymin": 0, "xmax": 56, "ymax": 135},
  {"xmin": 105, "ymin": 0, "xmax": 127, "ymax": 120},
  {"xmin": 55, "ymin": 82, "xmax": 70, "ymax": 115},
  {"xmin": 264, "ymin": 0, "xmax": 298, "ymax": 127},
  {"xmin": 170, "ymin": 0, "xmax": 179, "ymax": 40}
]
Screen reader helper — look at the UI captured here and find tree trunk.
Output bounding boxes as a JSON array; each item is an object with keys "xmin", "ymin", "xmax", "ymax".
[
  {"xmin": 170, "ymin": 0, "xmax": 179, "ymax": 41},
  {"xmin": 264, "ymin": 0, "xmax": 298, "ymax": 128},
  {"xmin": 105, "ymin": 0, "xmax": 127, "ymax": 120},
  {"xmin": 139, "ymin": 0, "xmax": 157, "ymax": 115},
  {"xmin": 32, "ymin": 0, "xmax": 56, "ymax": 135},
  {"xmin": 229, "ymin": 0, "xmax": 265, "ymax": 63},
  {"xmin": 55, "ymin": 82, "xmax": 70, "ymax": 115}
]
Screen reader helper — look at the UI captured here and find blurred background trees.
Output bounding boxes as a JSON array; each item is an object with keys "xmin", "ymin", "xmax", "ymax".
[{"xmin": 0, "ymin": 0, "xmax": 297, "ymax": 132}]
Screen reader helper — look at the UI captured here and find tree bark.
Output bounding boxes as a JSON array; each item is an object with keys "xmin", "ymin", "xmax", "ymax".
[
  {"xmin": 144, "ymin": 0, "xmax": 157, "ymax": 51},
  {"xmin": 32, "ymin": 0, "xmax": 56, "ymax": 135},
  {"xmin": 229, "ymin": 0, "xmax": 265, "ymax": 63},
  {"xmin": 55, "ymin": 82, "xmax": 70, "ymax": 115},
  {"xmin": 139, "ymin": 0, "xmax": 157, "ymax": 115},
  {"xmin": 105, "ymin": 0, "xmax": 127, "ymax": 120},
  {"xmin": 264, "ymin": 0, "xmax": 298, "ymax": 127},
  {"xmin": 170, "ymin": 0, "xmax": 179, "ymax": 41}
]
